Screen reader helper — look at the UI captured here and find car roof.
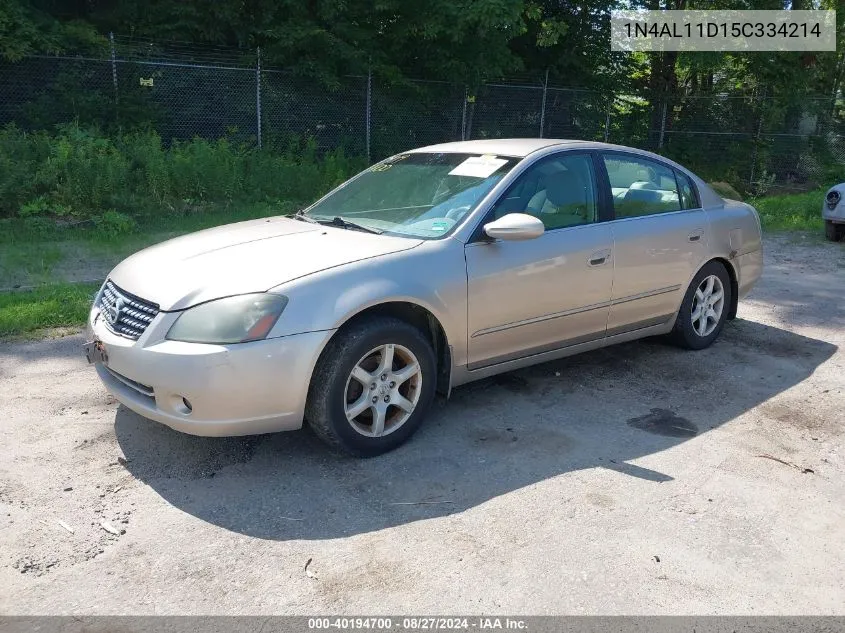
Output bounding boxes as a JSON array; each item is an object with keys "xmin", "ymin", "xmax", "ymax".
[
  {"xmin": 409, "ymin": 138, "xmax": 576, "ymax": 157},
  {"xmin": 408, "ymin": 138, "xmax": 616, "ymax": 158},
  {"xmin": 405, "ymin": 138, "xmax": 723, "ymax": 207}
]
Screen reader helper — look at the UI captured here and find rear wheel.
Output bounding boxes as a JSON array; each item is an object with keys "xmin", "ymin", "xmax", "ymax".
[
  {"xmin": 670, "ymin": 261, "xmax": 732, "ymax": 350},
  {"xmin": 305, "ymin": 316, "xmax": 436, "ymax": 456}
]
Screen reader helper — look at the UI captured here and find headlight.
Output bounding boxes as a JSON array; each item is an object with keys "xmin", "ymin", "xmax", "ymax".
[{"xmin": 166, "ymin": 293, "xmax": 288, "ymax": 344}]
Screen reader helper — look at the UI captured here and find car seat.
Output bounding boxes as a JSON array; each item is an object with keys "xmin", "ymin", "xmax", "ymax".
[{"xmin": 526, "ymin": 170, "xmax": 591, "ymax": 228}]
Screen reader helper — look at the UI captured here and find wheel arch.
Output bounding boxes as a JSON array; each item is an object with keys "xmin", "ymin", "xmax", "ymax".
[
  {"xmin": 696, "ymin": 256, "xmax": 739, "ymax": 320},
  {"xmin": 328, "ymin": 301, "xmax": 452, "ymax": 397}
]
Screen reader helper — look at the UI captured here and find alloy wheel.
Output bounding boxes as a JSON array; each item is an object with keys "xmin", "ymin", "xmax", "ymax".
[
  {"xmin": 690, "ymin": 274, "xmax": 725, "ymax": 337},
  {"xmin": 343, "ymin": 344, "xmax": 422, "ymax": 437}
]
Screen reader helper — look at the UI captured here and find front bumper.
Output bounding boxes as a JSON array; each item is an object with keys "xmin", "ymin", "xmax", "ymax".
[{"xmin": 88, "ymin": 306, "xmax": 335, "ymax": 436}]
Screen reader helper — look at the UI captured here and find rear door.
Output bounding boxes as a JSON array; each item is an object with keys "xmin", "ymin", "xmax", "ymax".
[{"xmin": 599, "ymin": 152, "xmax": 708, "ymax": 334}]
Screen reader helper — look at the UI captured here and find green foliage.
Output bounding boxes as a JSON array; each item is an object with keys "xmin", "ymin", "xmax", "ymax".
[
  {"xmin": 708, "ymin": 182, "xmax": 742, "ymax": 201},
  {"xmin": 752, "ymin": 187, "xmax": 828, "ymax": 232},
  {"xmin": 19, "ymin": 196, "xmax": 70, "ymax": 217},
  {"xmin": 0, "ymin": 0, "xmax": 105, "ymax": 61},
  {"xmin": 0, "ymin": 123, "xmax": 365, "ymax": 226},
  {"xmin": 21, "ymin": 216, "xmax": 55, "ymax": 237},
  {"xmin": 0, "ymin": 0, "xmax": 51, "ymax": 60},
  {"xmin": 0, "ymin": 282, "xmax": 100, "ymax": 337},
  {"xmin": 94, "ymin": 210, "xmax": 136, "ymax": 238},
  {"xmin": 749, "ymin": 170, "xmax": 777, "ymax": 198},
  {"xmin": 3, "ymin": 0, "xmax": 612, "ymax": 87}
]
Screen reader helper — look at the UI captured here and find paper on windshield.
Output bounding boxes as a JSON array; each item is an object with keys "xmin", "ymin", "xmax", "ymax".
[{"xmin": 448, "ymin": 155, "xmax": 508, "ymax": 178}]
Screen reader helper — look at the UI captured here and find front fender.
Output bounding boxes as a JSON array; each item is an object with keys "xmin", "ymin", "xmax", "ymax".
[{"xmin": 266, "ymin": 239, "xmax": 470, "ymax": 367}]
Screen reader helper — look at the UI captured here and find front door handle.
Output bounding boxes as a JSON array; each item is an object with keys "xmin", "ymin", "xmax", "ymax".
[
  {"xmin": 588, "ymin": 249, "xmax": 611, "ymax": 267},
  {"xmin": 688, "ymin": 229, "xmax": 704, "ymax": 242}
]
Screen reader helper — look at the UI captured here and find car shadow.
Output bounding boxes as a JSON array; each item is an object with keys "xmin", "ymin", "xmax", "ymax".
[{"xmin": 114, "ymin": 319, "xmax": 836, "ymax": 541}]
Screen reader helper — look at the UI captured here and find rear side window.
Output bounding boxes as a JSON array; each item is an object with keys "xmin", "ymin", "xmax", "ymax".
[
  {"xmin": 603, "ymin": 154, "xmax": 681, "ymax": 218},
  {"xmin": 675, "ymin": 171, "xmax": 699, "ymax": 209}
]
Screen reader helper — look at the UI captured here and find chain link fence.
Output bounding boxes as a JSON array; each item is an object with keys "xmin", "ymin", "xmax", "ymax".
[{"xmin": 1, "ymin": 36, "xmax": 843, "ymax": 193}]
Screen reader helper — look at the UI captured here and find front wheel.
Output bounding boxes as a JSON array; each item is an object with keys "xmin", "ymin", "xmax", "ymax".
[
  {"xmin": 825, "ymin": 220, "xmax": 842, "ymax": 242},
  {"xmin": 670, "ymin": 261, "xmax": 732, "ymax": 350},
  {"xmin": 305, "ymin": 317, "xmax": 437, "ymax": 456}
]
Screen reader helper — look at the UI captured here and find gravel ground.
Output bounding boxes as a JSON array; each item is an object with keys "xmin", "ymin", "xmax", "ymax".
[{"xmin": 1, "ymin": 234, "xmax": 843, "ymax": 615}]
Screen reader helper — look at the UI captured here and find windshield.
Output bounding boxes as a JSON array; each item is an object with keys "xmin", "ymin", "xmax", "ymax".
[{"xmin": 303, "ymin": 152, "xmax": 518, "ymax": 238}]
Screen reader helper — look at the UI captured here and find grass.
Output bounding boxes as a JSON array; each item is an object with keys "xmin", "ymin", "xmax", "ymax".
[
  {"xmin": 0, "ymin": 244, "xmax": 63, "ymax": 287},
  {"xmin": 0, "ymin": 200, "xmax": 299, "ymax": 245},
  {"xmin": 0, "ymin": 282, "xmax": 100, "ymax": 338},
  {"xmin": 82, "ymin": 200, "xmax": 298, "ymax": 263},
  {"xmin": 0, "ymin": 200, "xmax": 297, "ymax": 290},
  {"xmin": 751, "ymin": 188, "xmax": 827, "ymax": 232},
  {"xmin": 0, "ymin": 200, "xmax": 301, "ymax": 337}
]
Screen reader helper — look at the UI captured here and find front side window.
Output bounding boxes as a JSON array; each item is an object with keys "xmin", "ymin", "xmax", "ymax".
[
  {"xmin": 304, "ymin": 152, "xmax": 517, "ymax": 238},
  {"xmin": 603, "ymin": 154, "xmax": 681, "ymax": 218},
  {"xmin": 489, "ymin": 153, "xmax": 598, "ymax": 231}
]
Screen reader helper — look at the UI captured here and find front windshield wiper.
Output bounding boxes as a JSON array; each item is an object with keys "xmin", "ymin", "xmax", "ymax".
[
  {"xmin": 292, "ymin": 211, "xmax": 319, "ymax": 224},
  {"xmin": 292, "ymin": 211, "xmax": 382, "ymax": 234},
  {"xmin": 315, "ymin": 216, "xmax": 383, "ymax": 235}
]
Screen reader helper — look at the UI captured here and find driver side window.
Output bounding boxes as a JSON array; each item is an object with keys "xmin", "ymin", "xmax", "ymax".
[{"xmin": 489, "ymin": 153, "xmax": 598, "ymax": 231}]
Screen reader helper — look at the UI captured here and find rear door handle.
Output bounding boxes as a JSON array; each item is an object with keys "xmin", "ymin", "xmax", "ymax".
[
  {"xmin": 688, "ymin": 229, "xmax": 704, "ymax": 242},
  {"xmin": 588, "ymin": 249, "xmax": 611, "ymax": 267}
]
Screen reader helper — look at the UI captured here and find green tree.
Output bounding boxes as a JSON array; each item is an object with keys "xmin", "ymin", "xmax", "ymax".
[{"xmin": 0, "ymin": 0, "xmax": 103, "ymax": 61}]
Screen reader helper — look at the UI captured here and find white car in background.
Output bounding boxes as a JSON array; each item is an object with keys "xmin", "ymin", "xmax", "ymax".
[{"xmin": 824, "ymin": 184, "xmax": 845, "ymax": 241}]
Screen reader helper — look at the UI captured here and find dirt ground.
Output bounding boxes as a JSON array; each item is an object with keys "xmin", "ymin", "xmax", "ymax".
[{"xmin": 1, "ymin": 234, "xmax": 843, "ymax": 615}]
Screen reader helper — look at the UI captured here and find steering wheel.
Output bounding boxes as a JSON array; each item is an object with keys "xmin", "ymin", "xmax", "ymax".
[{"xmin": 445, "ymin": 205, "xmax": 471, "ymax": 221}]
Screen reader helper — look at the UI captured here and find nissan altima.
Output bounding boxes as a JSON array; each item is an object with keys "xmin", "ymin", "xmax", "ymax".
[{"xmin": 86, "ymin": 139, "xmax": 763, "ymax": 456}]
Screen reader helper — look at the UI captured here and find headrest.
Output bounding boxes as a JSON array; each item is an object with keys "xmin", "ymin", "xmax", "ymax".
[
  {"xmin": 624, "ymin": 187, "xmax": 664, "ymax": 204},
  {"xmin": 545, "ymin": 170, "xmax": 585, "ymax": 207},
  {"xmin": 629, "ymin": 181, "xmax": 659, "ymax": 190}
]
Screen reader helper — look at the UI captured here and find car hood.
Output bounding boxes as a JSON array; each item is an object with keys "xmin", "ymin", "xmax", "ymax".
[{"xmin": 109, "ymin": 217, "xmax": 423, "ymax": 310}]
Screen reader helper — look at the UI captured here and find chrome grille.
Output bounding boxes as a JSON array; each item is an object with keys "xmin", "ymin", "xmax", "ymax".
[{"xmin": 99, "ymin": 280, "xmax": 159, "ymax": 340}]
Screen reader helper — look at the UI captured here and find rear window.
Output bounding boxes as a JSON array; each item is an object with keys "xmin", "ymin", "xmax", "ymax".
[{"xmin": 675, "ymin": 171, "xmax": 699, "ymax": 210}]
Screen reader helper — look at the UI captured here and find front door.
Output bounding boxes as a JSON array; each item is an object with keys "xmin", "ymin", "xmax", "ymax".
[{"xmin": 465, "ymin": 152, "xmax": 614, "ymax": 369}]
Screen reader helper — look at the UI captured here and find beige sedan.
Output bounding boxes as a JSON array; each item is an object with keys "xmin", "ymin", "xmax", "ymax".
[{"xmin": 86, "ymin": 139, "xmax": 763, "ymax": 455}]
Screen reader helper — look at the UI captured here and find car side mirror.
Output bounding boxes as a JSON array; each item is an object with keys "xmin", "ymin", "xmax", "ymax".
[{"xmin": 483, "ymin": 213, "xmax": 545, "ymax": 241}]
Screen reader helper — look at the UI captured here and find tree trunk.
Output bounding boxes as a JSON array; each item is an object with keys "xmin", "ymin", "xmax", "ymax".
[{"xmin": 646, "ymin": 0, "xmax": 686, "ymax": 149}]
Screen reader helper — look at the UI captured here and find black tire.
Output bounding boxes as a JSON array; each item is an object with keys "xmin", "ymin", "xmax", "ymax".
[
  {"xmin": 305, "ymin": 316, "xmax": 437, "ymax": 457},
  {"xmin": 825, "ymin": 220, "xmax": 842, "ymax": 242},
  {"xmin": 670, "ymin": 261, "xmax": 733, "ymax": 351}
]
